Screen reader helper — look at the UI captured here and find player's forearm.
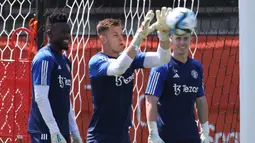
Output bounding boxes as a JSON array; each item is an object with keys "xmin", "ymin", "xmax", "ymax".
[
  {"xmin": 196, "ymin": 96, "xmax": 209, "ymax": 123},
  {"xmin": 159, "ymin": 39, "xmax": 170, "ymax": 50},
  {"xmin": 196, "ymin": 96, "xmax": 210, "ymax": 137},
  {"xmin": 143, "ymin": 45, "xmax": 171, "ymax": 68},
  {"xmin": 146, "ymin": 95, "xmax": 158, "ymax": 121},
  {"xmin": 146, "ymin": 95, "xmax": 160, "ymax": 135},
  {"xmin": 68, "ymin": 102, "xmax": 80, "ymax": 135},
  {"xmin": 126, "ymin": 37, "xmax": 141, "ymax": 59},
  {"xmin": 143, "ymin": 31, "xmax": 171, "ymax": 68},
  {"xmin": 34, "ymin": 85, "xmax": 59, "ymax": 134},
  {"xmin": 158, "ymin": 31, "xmax": 170, "ymax": 50},
  {"xmin": 107, "ymin": 52, "xmax": 134, "ymax": 76}
]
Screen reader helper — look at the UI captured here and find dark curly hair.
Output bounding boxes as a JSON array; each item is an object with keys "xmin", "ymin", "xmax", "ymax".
[{"xmin": 46, "ymin": 12, "xmax": 68, "ymax": 30}]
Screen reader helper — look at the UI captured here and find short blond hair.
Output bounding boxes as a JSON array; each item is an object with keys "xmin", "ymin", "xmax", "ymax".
[{"xmin": 96, "ymin": 18, "xmax": 121, "ymax": 34}]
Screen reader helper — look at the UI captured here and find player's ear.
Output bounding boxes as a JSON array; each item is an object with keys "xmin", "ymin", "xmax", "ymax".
[
  {"xmin": 46, "ymin": 28, "xmax": 52, "ymax": 39},
  {"xmin": 99, "ymin": 35, "xmax": 107, "ymax": 44}
]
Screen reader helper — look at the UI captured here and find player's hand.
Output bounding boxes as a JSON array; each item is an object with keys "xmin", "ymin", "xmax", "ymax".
[
  {"xmin": 138, "ymin": 10, "xmax": 155, "ymax": 37},
  {"xmin": 148, "ymin": 134, "xmax": 165, "ymax": 143},
  {"xmin": 200, "ymin": 133, "xmax": 209, "ymax": 143},
  {"xmin": 147, "ymin": 122, "xmax": 164, "ymax": 143},
  {"xmin": 151, "ymin": 7, "xmax": 172, "ymax": 41},
  {"xmin": 72, "ymin": 135, "xmax": 83, "ymax": 143},
  {"xmin": 200, "ymin": 121, "xmax": 210, "ymax": 143},
  {"xmin": 50, "ymin": 132, "xmax": 67, "ymax": 143},
  {"xmin": 71, "ymin": 131, "xmax": 83, "ymax": 143},
  {"xmin": 152, "ymin": 7, "xmax": 172, "ymax": 32},
  {"xmin": 130, "ymin": 10, "xmax": 155, "ymax": 49}
]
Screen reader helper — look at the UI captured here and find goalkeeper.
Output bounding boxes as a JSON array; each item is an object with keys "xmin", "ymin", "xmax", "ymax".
[
  {"xmin": 28, "ymin": 12, "xmax": 82, "ymax": 143},
  {"xmin": 145, "ymin": 8, "xmax": 210, "ymax": 143},
  {"xmin": 86, "ymin": 7, "xmax": 171, "ymax": 143}
]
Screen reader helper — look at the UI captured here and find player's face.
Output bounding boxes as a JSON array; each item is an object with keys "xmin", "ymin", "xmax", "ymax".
[
  {"xmin": 50, "ymin": 22, "xmax": 71, "ymax": 51},
  {"xmin": 171, "ymin": 33, "xmax": 192, "ymax": 56},
  {"xmin": 104, "ymin": 26, "xmax": 124, "ymax": 54}
]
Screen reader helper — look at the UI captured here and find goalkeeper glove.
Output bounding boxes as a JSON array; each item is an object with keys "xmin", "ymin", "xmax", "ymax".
[
  {"xmin": 51, "ymin": 132, "xmax": 67, "ymax": 143},
  {"xmin": 151, "ymin": 7, "xmax": 172, "ymax": 41},
  {"xmin": 148, "ymin": 121, "xmax": 165, "ymax": 143},
  {"xmin": 71, "ymin": 130, "xmax": 83, "ymax": 143},
  {"xmin": 200, "ymin": 121, "xmax": 209, "ymax": 143},
  {"xmin": 130, "ymin": 10, "xmax": 155, "ymax": 50}
]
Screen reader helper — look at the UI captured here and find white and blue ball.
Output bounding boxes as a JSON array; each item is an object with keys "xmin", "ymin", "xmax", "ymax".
[{"xmin": 166, "ymin": 7, "xmax": 197, "ymax": 35}]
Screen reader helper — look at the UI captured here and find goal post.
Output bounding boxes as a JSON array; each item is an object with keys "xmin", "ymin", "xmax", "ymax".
[{"xmin": 239, "ymin": 0, "xmax": 255, "ymax": 142}]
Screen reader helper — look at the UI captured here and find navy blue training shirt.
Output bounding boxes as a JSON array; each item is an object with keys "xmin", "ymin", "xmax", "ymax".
[
  {"xmin": 145, "ymin": 57, "xmax": 204, "ymax": 140},
  {"xmin": 88, "ymin": 52, "xmax": 145, "ymax": 137},
  {"xmin": 28, "ymin": 45, "xmax": 71, "ymax": 136}
]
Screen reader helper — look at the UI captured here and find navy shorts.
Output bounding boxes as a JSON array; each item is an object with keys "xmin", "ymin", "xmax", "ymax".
[
  {"xmin": 30, "ymin": 133, "xmax": 70, "ymax": 143},
  {"xmin": 86, "ymin": 132, "xmax": 130, "ymax": 143}
]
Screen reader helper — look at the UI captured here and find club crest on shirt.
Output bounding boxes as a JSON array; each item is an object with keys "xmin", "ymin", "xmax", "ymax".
[{"xmin": 191, "ymin": 70, "xmax": 198, "ymax": 79}]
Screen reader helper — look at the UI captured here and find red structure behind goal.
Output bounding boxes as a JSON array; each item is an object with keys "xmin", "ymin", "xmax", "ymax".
[{"xmin": 0, "ymin": 33, "xmax": 239, "ymax": 143}]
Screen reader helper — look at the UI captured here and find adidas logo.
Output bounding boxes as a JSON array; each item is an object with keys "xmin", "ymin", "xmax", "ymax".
[
  {"xmin": 58, "ymin": 65, "xmax": 61, "ymax": 70},
  {"xmin": 173, "ymin": 73, "xmax": 180, "ymax": 78}
]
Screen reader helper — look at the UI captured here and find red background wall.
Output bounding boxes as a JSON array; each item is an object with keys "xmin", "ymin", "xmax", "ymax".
[{"xmin": 0, "ymin": 35, "xmax": 239, "ymax": 143}]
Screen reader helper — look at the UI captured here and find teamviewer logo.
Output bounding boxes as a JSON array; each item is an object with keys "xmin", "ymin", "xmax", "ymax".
[{"xmin": 58, "ymin": 75, "xmax": 71, "ymax": 88}]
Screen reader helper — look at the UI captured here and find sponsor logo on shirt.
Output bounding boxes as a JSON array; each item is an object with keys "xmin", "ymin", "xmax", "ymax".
[
  {"xmin": 173, "ymin": 83, "xmax": 199, "ymax": 96},
  {"xmin": 115, "ymin": 74, "xmax": 134, "ymax": 86},
  {"xmin": 58, "ymin": 75, "xmax": 71, "ymax": 88}
]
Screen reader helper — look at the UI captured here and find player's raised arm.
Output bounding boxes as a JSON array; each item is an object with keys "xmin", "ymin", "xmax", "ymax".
[
  {"xmin": 143, "ymin": 7, "xmax": 172, "ymax": 68},
  {"xmin": 91, "ymin": 11, "xmax": 155, "ymax": 77},
  {"xmin": 145, "ymin": 66, "xmax": 167, "ymax": 143},
  {"xmin": 195, "ymin": 64, "xmax": 209, "ymax": 143},
  {"xmin": 106, "ymin": 10, "xmax": 155, "ymax": 76}
]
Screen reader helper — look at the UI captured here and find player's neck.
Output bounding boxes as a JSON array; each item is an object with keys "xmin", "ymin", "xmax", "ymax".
[
  {"xmin": 101, "ymin": 45, "xmax": 119, "ymax": 57},
  {"xmin": 172, "ymin": 53, "xmax": 188, "ymax": 63},
  {"xmin": 49, "ymin": 43, "xmax": 62, "ymax": 55}
]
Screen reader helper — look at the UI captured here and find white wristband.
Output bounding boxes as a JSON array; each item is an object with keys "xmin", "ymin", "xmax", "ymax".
[
  {"xmin": 147, "ymin": 121, "xmax": 159, "ymax": 135},
  {"xmin": 200, "ymin": 121, "xmax": 209, "ymax": 134},
  {"xmin": 157, "ymin": 31, "xmax": 169, "ymax": 41},
  {"xmin": 130, "ymin": 33, "xmax": 143, "ymax": 51}
]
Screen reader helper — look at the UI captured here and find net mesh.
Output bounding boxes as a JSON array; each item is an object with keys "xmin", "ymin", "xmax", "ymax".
[{"xmin": 0, "ymin": 0, "xmax": 239, "ymax": 143}]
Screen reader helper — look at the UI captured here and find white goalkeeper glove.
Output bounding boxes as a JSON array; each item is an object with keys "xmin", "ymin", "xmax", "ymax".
[
  {"xmin": 71, "ymin": 130, "xmax": 83, "ymax": 143},
  {"xmin": 200, "ymin": 121, "xmax": 209, "ymax": 143},
  {"xmin": 151, "ymin": 7, "xmax": 172, "ymax": 41},
  {"xmin": 147, "ymin": 121, "xmax": 165, "ymax": 143},
  {"xmin": 130, "ymin": 10, "xmax": 155, "ymax": 50},
  {"xmin": 51, "ymin": 132, "xmax": 67, "ymax": 143}
]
